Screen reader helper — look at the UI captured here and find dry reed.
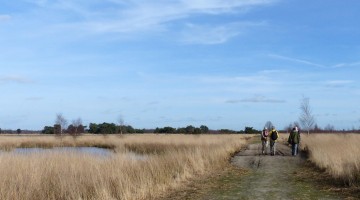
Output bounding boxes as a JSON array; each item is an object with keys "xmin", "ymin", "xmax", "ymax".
[
  {"xmin": 300, "ymin": 134, "xmax": 360, "ymax": 186},
  {"xmin": 0, "ymin": 134, "xmax": 248, "ymax": 200}
]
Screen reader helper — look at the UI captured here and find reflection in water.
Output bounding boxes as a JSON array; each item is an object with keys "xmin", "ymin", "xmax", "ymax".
[
  {"xmin": 7, "ymin": 147, "xmax": 149, "ymax": 160},
  {"xmin": 12, "ymin": 147, "xmax": 112, "ymax": 157},
  {"xmin": 125, "ymin": 152, "xmax": 148, "ymax": 161}
]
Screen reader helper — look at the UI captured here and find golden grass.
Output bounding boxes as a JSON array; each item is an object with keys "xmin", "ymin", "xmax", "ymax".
[
  {"xmin": 300, "ymin": 134, "xmax": 360, "ymax": 186},
  {"xmin": 0, "ymin": 134, "xmax": 249, "ymax": 200},
  {"xmin": 0, "ymin": 135, "xmax": 119, "ymax": 150}
]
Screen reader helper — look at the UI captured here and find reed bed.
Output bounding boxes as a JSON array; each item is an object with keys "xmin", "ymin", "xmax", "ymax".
[
  {"xmin": 0, "ymin": 134, "xmax": 248, "ymax": 200},
  {"xmin": 300, "ymin": 134, "xmax": 360, "ymax": 186}
]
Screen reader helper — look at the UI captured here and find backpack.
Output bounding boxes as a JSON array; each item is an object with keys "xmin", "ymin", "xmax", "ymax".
[{"xmin": 271, "ymin": 131, "xmax": 278, "ymax": 140}]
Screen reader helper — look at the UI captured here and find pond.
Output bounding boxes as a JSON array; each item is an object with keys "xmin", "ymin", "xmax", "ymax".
[
  {"xmin": 11, "ymin": 147, "xmax": 113, "ymax": 157},
  {"xmin": 4, "ymin": 147, "xmax": 149, "ymax": 160}
]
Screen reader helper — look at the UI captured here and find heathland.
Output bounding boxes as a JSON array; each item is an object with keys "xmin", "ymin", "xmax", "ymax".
[
  {"xmin": 0, "ymin": 134, "xmax": 248, "ymax": 200},
  {"xmin": 0, "ymin": 133, "xmax": 359, "ymax": 200},
  {"xmin": 300, "ymin": 134, "xmax": 360, "ymax": 186},
  {"xmin": 161, "ymin": 133, "xmax": 360, "ymax": 199}
]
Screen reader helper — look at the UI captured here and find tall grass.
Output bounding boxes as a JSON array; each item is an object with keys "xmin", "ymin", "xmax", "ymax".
[
  {"xmin": 300, "ymin": 134, "xmax": 360, "ymax": 186},
  {"xmin": 0, "ymin": 134, "xmax": 248, "ymax": 200}
]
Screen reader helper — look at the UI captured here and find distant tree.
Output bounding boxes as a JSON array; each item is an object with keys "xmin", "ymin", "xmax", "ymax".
[
  {"xmin": 185, "ymin": 125, "xmax": 195, "ymax": 134},
  {"xmin": 154, "ymin": 126, "xmax": 176, "ymax": 134},
  {"xmin": 78, "ymin": 125, "xmax": 85, "ymax": 133},
  {"xmin": 314, "ymin": 123, "xmax": 322, "ymax": 132},
  {"xmin": 55, "ymin": 113, "xmax": 68, "ymax": 134},
  {"xmin": 285, "ymin": 121, "xmax": 301, "ymax": 133},
  {"xmin": 154, "ymin": 127, "xmax": 160, "ymax": 133},
  {"xmin": 89, "ymin": 123, "xmax": 99, "ymax": 134},
  {"xmin": 72, "ymin": 118, "xmax": 83, "ymax": 134},
  {"xmin": 134, "ymin": 129, "xmax": 145, "ymax": 134},
  {"xmin": 177, "ymin": 128, "xmax": 186, "ymax": 134},
  {"xmin": 193, "ymin": 128, "xmax": 202, "ymax": 134},
  {"xmin": 16, "ymin": 129, "xmax": 22, "ymax": 134},
  {"xmin": 66, "ymin": 117, "xmax": 84, "ymax": 138},
  {"xmin": 264, "ymin": 121, "xmax": 273, "ymax": 130},
  {"xmin": 285, "ymin": 123, "xmax": 293, "ymax": 133},
  {"xmin": 200, "ymin": 125, "xmax": 209, "ymax": 133},
  {"xmin": 42, "ymin": 126, "xmax": 54, "ymax": 134},
  {"xmin": 118, "ymin": 115, "xmax": 125, "ymax": 134},
  {"xmin": 67, "ymin": 125, "xmax": 76, "ymax": 135},
  {"xmin": 163, "ymin": 126, "xmax": 176, "ymax": 133},
  {"xmin": 0, "ymin": 128, "xmax": 2, "ymax": 134},
  {"xmin": 125, "ymin": 125, "xmax": 135, "ymax": 134},
  {"xmin": 299, "ymin": 97, "xmax": 316, "ymax": 135},
  {"xmin": 54, "ymin": 124, "xmax": 62, "ymax": 135},
  {"xmin": 324, "ymin": 124, "xmax": 335, "ymax": 132},
  {"xmin": 98, "ymin": 122, "xmax": 117, "ymax": 134},
  {"xmin": 219, "ymin": 129, "xmax": 237, "ymax": 134},
  {"xmin": 244, "ymin": 127, "xmax": 260, "ymax": 134}
]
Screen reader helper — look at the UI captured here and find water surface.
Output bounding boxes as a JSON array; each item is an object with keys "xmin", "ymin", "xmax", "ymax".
[{"xmin": 12, "ymin": 147, "xmax": 113, "ymax": 157}]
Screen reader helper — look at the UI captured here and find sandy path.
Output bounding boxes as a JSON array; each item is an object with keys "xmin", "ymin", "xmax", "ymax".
[
  {"xmin": 161, "ymin": 140, "xmax": 343, "ymax": 200},
  {"xmin": 229, "ymin": 142, "xmax": 341, "ymax": 199}
]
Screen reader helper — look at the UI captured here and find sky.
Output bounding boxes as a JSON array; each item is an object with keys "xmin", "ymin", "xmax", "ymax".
[{"xmin": 1, "ymin": 0, "xmax": 360, "ymax": 131}]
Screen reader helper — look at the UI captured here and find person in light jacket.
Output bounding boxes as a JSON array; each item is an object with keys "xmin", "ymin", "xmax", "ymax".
[{"xmin": 261, "ymin": 127, "xmax": 269, "ymax": 154}]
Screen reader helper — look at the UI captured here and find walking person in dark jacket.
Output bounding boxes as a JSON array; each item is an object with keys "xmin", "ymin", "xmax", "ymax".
[
  {"xmin": 288, "ymin": 126, "xmax": 300, "ymax": 156},
  {"xmin": 269, "ymin": 126, "xmax": 279, "ymax": 156}
]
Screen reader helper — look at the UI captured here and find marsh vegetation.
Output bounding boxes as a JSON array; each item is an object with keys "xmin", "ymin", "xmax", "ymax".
[
  {"xmin": 300, "ymin": 134, "xmax": 360, "ymax": 186},
  {"xmin": 0, "ymin": 134, "xmax": 248, "ymax": 200}
]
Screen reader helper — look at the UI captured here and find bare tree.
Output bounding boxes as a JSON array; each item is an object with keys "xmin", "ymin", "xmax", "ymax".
[
  {"xmin": 55, "ymin": 113, "xmax": 68, "ymax": 134},
  {"xmin": 72, "ymin": 118, "xmax": 83, "ymax": 133},
  {"xmin": 285, "ymin": 123, "xmax": 293, "ymax": 133},
  {"xmin": 118, "ymin": 115, "xmax": 125, "ymax": 134},
  {"xmin": 293, "ymin": 121, "xmax": 300, "ymax": 129},
  {"xmin": 285, "ymin": 121, "xmax": 300, "ymax": 133},
  {"xmin": 324, "ymin": 124, "xmax": 335, "ymax": 132},
  {"xmin": 285, "ymin": 121, "xmax": 300, "ymax": 132},
  {"xmin": 264, "ymin": 121, "xmax": 273, "ymax": 130},
  {"xmin": 299, "ymin": 97, "xmax": 315, "ymax": 135}
]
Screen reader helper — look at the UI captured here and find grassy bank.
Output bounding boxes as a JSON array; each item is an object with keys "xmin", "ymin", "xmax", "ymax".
[
  {"xmin": 0, "ymin": 134, "xmax": 249, "ymax": 200},
  {"xmin": 300, "ymin": 134, "xmax": 360, "ymax": 186}
]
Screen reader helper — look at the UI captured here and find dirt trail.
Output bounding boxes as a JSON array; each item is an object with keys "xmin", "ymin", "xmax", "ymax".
[
  {"xmin": 229, "ymin": 142, "xmax": 340, "ymax": 199},
  {"xmin": 162, "ymin": 139, "xmax": 344, "ymax": 200}
]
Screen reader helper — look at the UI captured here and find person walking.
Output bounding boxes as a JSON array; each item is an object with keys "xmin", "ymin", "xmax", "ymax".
[
  {"xmin": 288, "ymin": 126, "xmax": 301, "ymax": 156},
  {"xmin": 269, "ymin": 126, "xmax": 279, "ymax": 156},
  {"xmin": 261, "ymin": 127, "xmax": 269, "ymax": 154}
]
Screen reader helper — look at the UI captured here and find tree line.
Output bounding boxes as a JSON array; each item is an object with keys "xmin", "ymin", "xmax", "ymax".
[
  {"xmin": 40, "ymin": 123, "xmax": 263, "ymax": 135},
  {"xmin": 2, "ymin": 96, "xmax": 360, "ymax": 135},
  {"xmin": 42, "ymin": 123, "xmax": 144, "ymax": 135}
]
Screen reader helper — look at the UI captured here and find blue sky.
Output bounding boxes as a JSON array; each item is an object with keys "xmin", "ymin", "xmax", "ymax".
[{"xmin": 1, "ymin": 0, "xmax": 360, "ymax": 131}]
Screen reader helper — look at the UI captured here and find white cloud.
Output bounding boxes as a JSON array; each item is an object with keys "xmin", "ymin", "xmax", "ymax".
[
  {"xmin": 0, "ymin": 14, "xmax": 11, "ymax": 21},
  {"xmin": 25, "ymin": 0, "xmax": 48, "ymax": 7},
  {"xmin": 0, "ymin": 76, "xmax": 34, "ymax": 84},
  {"xmin": 269, "ymin": 54, "xmax": 360, "ymax": 70},
  {"xmin": 22, "ymin": 0, "xmax": 278, "ymax": 36},
  {"xmin": 181, "ymin": 22, "xmax": 264, "ymax": 45},
  {"xmin": 226, "ymin": 95, "xmax": 286, "ymax": 103},
  {"xmin": 258, "ymin": 69, "xmax": 287, "ymax": 74},
  {"xmin": 332, "ymin": 61, "xmax": 360, "ymax": 68},
  {"xmin": 324, "ymin": 80, "xmax": 354, "ymax": 88},
  {"xmin": 182, "ymin": 0, "xmax": 278, "ymax": 13},
  {"xmin": 199, "ymin": 74, "xmax": 270, "ymax": 83},
  {"xmin": 268, "ymin": 54, "xmax": 326, "ymax": 68},
  {"xmin": 26, "ymin": 97, "xmax": 44, "ymax": 101}
]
